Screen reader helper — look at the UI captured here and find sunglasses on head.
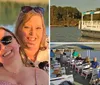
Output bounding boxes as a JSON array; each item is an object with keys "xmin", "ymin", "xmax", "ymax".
[
  {"xmin": 21, "ymin": 6, "xmax": 44, "ymax": 14},
  {"xmin": 1, "ymin": 36, "xmax": 12, "ymax": 45}
]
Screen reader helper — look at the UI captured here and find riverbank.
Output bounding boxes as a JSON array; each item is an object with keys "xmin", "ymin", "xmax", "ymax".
[
  {"xmin": 50, "ymin": 19, "xmax": 79, "ymax": 27},
  {"xmin": 50, "ymin": 25, "xmax": 78, "ymax": 28}
]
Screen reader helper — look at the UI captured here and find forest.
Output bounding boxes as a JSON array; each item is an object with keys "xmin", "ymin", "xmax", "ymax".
[{"xmin": 50, "ymin": 5, "xmax": 100, "ymax": 27}]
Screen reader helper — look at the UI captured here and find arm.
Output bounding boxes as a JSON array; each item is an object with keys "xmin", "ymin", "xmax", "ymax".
[{"xmin": 96, "ymin": 62, "xmax": 99, "ymax": 68}]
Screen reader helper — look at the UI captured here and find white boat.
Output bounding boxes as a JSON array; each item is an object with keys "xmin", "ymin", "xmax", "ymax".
[
  {"xmin": 78, "ymin": 11, "xmax": 100, "ymax": 38},
  {"xmin": 50, "ymin": 75, "xmax": 74, "ymax": 85}
]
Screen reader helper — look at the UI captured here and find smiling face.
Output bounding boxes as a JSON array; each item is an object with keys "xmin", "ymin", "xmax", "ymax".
[
  {"xmin": 19, "ymin": 15, "xmax": 43, "ymax": 52},
  {"xmin": 0, "ymin": 29, "xmax": 20, "ymax": 65}
]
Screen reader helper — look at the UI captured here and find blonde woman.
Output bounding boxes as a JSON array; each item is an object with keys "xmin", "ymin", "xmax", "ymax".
[{"xmin": 15, "ymin": 6, "xmax": 49, "ymax": 67}]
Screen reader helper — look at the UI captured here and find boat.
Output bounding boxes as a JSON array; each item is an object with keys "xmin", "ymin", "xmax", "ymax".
[
  {"xmin": 78, "ymin": 11, "xmax": 100, "ymax": 38},
  {"xmin": 50, "ymin": 44, "xmax": 100, "ymax": 85},
  {"xmin": 50, "ymin": 59, "xmax": 74, "ymax": 85},
  {"xmin": 50, "ymin": 75, "xmax": 74, "ymax": 85}
]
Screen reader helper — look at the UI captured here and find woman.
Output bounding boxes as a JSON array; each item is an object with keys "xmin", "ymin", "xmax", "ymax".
[
  {"xmin": 0, "ymin": 27, "xmax": 49, "ymax": 85},
  {"xmin": 15, "ymin": 6, "xmax": 49, "ymax": 67},
  {"xmin": 82, "ymin": 57, "xmax": 90, "ymax": 64}
]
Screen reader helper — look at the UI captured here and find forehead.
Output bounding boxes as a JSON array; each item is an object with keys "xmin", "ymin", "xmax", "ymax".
[
  {"xmin": 0, "ymin": 29, "xmax": 12, "ymax": 40},
  {"xmin": 25, "ymin": 15, "xmax": 42, "ymax": 25},
  {"xmin": 94, "ymin": 57, "xmax": 96, "ymax": 59}
]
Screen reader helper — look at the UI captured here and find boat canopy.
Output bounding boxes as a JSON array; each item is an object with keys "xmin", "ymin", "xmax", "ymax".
[{"xmin": 82, "ymin": 11, "xmax": 100, "ymax": 15}]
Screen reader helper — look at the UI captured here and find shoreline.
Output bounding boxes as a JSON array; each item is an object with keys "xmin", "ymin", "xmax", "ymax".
[{"xmin": 50, "ymin": 25, "xmax": 78, "ymax": 28}]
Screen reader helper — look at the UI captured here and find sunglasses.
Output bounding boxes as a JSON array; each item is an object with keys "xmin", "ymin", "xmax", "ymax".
[
  {"xmin": 21, "ymin": 6, "xmax": 44, "ymax": 14},
  {"xmin": 1, "ymin": 36, "xmax": 12, "ymax": 45}
]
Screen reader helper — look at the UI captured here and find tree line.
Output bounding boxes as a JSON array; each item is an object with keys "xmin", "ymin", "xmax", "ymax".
[{"xmin": 50, "ymin": 5, "xmax": 100, "ymax": 27}]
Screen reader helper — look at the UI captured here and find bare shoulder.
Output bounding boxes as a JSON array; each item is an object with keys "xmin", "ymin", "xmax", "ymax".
[
  {"xmin": 35, "ymin": 68, "xmax": 49, "ymax": 85},
  {"xmin": 29, "ymin": 67, "xmax": 49, "ymax": 85},
  {"xmin": 35, "ymin": 67, "xmax": 48, "ymax": 76}
]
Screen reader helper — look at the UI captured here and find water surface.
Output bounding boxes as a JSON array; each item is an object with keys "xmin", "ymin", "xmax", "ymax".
[{"xmin": 51, "ymin": 27, "xmax": 100, "ymax": 42}]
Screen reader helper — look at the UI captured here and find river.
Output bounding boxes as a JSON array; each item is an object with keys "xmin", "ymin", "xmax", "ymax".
[
  {"xmin": 51, "ymin": 27, "xmax": 100, "ymax": 42},
  {"xmin": 0, "ymin": 1, "xmax": 49, "ymax": 35}
]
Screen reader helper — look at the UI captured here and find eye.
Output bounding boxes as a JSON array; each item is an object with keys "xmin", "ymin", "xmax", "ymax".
[
  {"xmin": 36, "ymin": 27, "xmax": 41, "ymax": 29},
  {"xmin": 24, "ymin": 26, "xmax": 30, "ymax": 29}
]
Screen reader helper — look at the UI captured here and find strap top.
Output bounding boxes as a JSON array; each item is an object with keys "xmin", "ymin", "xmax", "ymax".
[{"xmin": 35, "ymin": 68, "xmax": 37, "ymax": 85}]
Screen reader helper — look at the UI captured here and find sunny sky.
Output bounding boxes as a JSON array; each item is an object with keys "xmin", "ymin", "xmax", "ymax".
[{"xmin": 50, "ymin": 0, "xmax": 100, "ymax": 12}]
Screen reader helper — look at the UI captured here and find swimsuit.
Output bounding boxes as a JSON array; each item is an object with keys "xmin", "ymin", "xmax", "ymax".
[{"xmin": 0, "ymin": 80, "xmax": 17, "ymax": 85}]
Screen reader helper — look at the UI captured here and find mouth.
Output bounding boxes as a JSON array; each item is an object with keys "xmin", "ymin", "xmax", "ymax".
[
  {"xmin": 3, "ymin": 50, "xmax": 12, "ymax": 57},
  {"xmin": 27, "ymin": 37, "xmax": 36, "ymax": 41}
]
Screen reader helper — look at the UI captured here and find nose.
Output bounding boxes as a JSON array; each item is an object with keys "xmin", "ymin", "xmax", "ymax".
[
  {"xmin": 29, "ymin": 28, "xmax": 36, "ymax": 37},
  {"xmin": 0, "ymin": 42, "xmax": 5, "ymax": 51}
]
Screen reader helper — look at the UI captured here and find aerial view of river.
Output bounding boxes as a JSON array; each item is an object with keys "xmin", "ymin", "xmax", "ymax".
[{"xmin": 51, "ymin": 27, "xmax": 100, "ymax": 42}]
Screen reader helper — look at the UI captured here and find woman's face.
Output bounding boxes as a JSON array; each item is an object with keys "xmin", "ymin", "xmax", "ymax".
[
  {"xmin": 0, "ymin": 29, "xmax": 20, "ymax": 65},
  {"xmin": 19, "ymin": 15, "xmax": 43, "ymax": 51}
]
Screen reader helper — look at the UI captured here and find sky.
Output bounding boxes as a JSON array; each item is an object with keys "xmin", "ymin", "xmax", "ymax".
[{"xmin": 50, "ymin": 0, "xmax": 100, "ymax": 12}]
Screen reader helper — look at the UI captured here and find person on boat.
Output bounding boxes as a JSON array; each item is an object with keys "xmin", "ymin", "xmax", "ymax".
[
  {"xmin": 72, "ymin": 50, "xmax": 79, "ymax": 58},
  {"xmin": 50, "ymin": 49, "xmax": 55, "ymax": 61},
  {"xmin": 55, "ymin": 49, "xmax": 61, "ymax": 63},
  {"xmin": 90, "ymin": 57, "xmax": 100, "ymax": 84},
  {"xmin": 0, "ymin": 27, "xmax": 49, "ymax": 85},
  {"xmin": 82, "ymin": 57, "xmax": 90, "ymax": 64},
  {"xmin": 75, "ymin": 54, "xmax": 84, "ymax": 60},
  {"xmin": 91, "ymin": 57, "xmax": 99, "ymax": 68},
  {"xmin": 15, "ymin": 6, "xmax": 49, "ymax": 67}
]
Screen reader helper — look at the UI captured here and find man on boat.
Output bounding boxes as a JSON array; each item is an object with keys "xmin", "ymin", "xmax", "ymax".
[{"xmin": 91, "ymin": 57, "xmax": 99, "ymax": 68}]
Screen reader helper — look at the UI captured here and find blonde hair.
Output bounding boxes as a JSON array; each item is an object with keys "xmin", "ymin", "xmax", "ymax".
[
  {"xmin": 15, "ymin": 10, "xmax": 46, "ymax": 51},
  {"xmin": 85, "ymin": 57, "xmax": 90, "ymax": 64}
]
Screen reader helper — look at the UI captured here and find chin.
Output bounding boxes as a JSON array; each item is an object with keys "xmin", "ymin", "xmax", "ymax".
[{"xmin": 27, "ymin": 46, "xmax": 37, "ymax": 50}]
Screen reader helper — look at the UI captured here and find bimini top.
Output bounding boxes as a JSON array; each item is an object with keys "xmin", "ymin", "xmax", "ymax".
[{"xmin": 82, "ymin": 11, "xmax": 100, "ymax": 15}]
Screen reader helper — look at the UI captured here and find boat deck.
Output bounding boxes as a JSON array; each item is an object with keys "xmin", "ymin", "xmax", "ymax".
[{"xmin": 64, "ymin": 63, "xmax": 90, "ymax": 85}]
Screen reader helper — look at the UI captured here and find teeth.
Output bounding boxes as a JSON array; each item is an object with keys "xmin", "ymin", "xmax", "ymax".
[{"xmin": 3, "ymin": 51, "xmax": 12, "ymax": 57}]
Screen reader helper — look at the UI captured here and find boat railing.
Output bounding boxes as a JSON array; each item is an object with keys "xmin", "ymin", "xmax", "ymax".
[
  {"xmin": 79, "ymin": 11, "xmax": 100, "ymax": 32},
  {"xmin": 79, "ymin": 20, "xmax": 100, "ymax": 31}
]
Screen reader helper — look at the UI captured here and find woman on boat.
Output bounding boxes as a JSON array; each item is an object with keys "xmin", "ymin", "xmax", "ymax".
[
  {"xmin": 0, "ymin": 27, "xmax": 49, "ymax": 85},
  {"xmin": 82, "ymin": 57, "xmax": 90, "ymax": 64},
  {"xmin": 15, "ymin": 6, "xmax": 49, "ymax": 67}
]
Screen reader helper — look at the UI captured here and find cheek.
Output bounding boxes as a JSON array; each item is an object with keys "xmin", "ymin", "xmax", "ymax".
[
  {"xmin": 12, "ymin": 41, "xmax": 20, "ymax": 52},
  {"xmin": 38, "ymin": 33, "xmax": 43, "ymax": 43},
  {"xmin": 21, "ymin": 31, "xmax": 27, "ymax": 37},
  {"xmin": 38, "ymin": 30, "xmax": 43, "ymax": 39},
  {"xmin": 20, "ymin": 29, "xmax": 28, "ymax": 37}
]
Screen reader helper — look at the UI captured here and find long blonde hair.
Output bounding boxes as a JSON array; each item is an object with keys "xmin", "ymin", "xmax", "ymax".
[{"xmin": 15, "ymin": 9, "xmax": 46, "ymax": 51}]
